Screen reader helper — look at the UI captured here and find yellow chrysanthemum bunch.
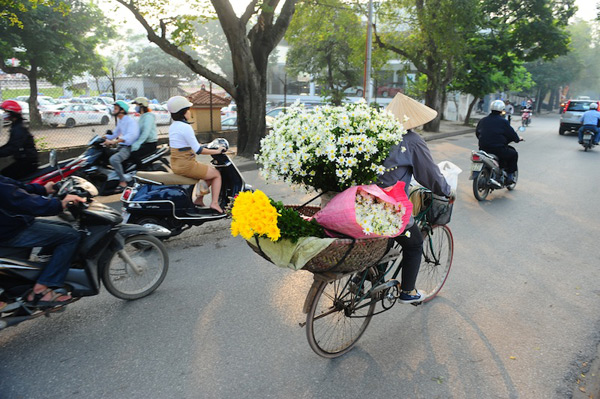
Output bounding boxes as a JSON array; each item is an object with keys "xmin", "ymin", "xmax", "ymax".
[{"xmin": 230, "ymin": 190, "xmax": 281, "ymax": 241}]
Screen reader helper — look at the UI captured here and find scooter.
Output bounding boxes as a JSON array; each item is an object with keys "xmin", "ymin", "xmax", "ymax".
[
  {"xmin": 521, "ymin": 109, "xmax": 532, "ymax": 127},
  {"xmin": 120, "ymin": 139, "xmax": 252, "ymax": 238},
  {"xmin": 580, "ymin": 128, "xmax": 596, "ymax": 151},
  {"xmin": 0, "ymin": 162, "xmax": 171, "ymax": 331},
  {"xmin": 23, "ymin": 135, "xmax": 171, "ymax": 195},
  {"xmin": 470, "ymin": 148, "xmax": 518, "ymax": 201}
]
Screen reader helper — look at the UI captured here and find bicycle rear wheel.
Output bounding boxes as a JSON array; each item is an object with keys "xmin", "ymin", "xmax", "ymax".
[
  {"xmin": 417, "ymin": 225, "xmax": 453, "ymax": 302},
  {"xmin": 306, "ymin": 270, "xmax": 377, "ymax": 358}
]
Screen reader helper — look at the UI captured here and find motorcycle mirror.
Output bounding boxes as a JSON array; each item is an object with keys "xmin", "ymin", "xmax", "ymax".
[
  {"xmin": 518, "ymin": 126, "xmax": 526, "ymax": 132},
  {"xmin": 49, "ymin": 149, "xmax": 58, "ymax": 168}
]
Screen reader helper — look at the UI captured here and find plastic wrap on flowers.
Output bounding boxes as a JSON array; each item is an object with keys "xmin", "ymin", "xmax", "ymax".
[{"xmin": 313, "ymin": 182, "xmax": 413, "ymax": 239}]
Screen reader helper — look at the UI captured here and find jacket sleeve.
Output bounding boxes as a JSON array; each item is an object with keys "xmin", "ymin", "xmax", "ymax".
[
  {"xmin": 411, "ymin": 137, "xmax": 452, "ymax": 197},
  {"xmin": 0, "ymin": 180, "xmax": 62, "ymax": 217},
  {"xmin": 132, "ymin": 114, "xmax": 152, "ymax": 151},
  {"xmin": 505, "ymin": 124, "xmax": 521, "ymax": 144}
]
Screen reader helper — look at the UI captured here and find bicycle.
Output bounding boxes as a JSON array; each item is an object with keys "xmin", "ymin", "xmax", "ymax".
[{"xmin": 300, "ymin": 189, "xmax": 454, "ymax": 358}]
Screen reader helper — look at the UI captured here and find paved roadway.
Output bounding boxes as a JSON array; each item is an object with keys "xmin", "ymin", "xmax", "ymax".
[{"xmin": 1, "ymin": 113, "xmax": 599, "ymax": 399}]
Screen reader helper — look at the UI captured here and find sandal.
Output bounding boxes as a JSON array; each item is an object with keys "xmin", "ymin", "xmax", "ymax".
[{"xmin": 25, "ymin": 288, "xmax": 73, "ymax": 308}]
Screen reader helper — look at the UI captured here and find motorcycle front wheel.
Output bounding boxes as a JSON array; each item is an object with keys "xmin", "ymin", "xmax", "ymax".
[
  {"xmin": 473, "ymin": 169, "xmax": 490, "ymax": 201},
  {"xmin": 102, "ymin": 234, "xmax": 169, "ymax": 300}
]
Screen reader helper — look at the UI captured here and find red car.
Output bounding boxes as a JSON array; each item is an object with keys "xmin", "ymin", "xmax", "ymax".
[{"xmin": 377, "ymin": 83, "xmax": 404, "ymax": 98}]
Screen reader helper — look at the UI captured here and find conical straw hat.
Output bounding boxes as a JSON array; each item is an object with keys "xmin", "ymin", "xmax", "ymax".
[{"xmin": 385, "ymin": 93, "xmax": 438, "ymax": 130}]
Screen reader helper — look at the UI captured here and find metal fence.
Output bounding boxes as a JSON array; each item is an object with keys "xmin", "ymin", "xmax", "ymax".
[{"xmin": 0, "ymin": 74, "xmax": 190, "ymax": 151}]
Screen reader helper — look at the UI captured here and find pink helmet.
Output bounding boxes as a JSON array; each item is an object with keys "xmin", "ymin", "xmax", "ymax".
[{"xmin": 1, "ymin": 100, "xmax": 22, "ymax": 114}]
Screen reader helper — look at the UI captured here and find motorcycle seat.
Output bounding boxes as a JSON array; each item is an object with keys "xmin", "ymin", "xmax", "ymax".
[
  {"xmin": 478, "ymin": 150, "xmax": 499, "ymax": 161},
  {"xmin": 136, "ymin": 171, "xmax": 199, "ymax": 185}
]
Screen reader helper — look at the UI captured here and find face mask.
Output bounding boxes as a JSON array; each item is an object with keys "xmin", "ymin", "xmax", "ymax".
[
  {"xmin": 135, "ymin": 106, "xmax": 141, "ymax": 113},
  {"xmin": 2, "ymin": 112, "xmax": 10, "ymax": 121}
]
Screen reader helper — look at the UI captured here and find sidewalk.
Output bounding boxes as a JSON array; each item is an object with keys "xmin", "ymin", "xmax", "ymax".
[{"xmin": 214, "ymin": 118, "xmax": 477, "ymax": 173}]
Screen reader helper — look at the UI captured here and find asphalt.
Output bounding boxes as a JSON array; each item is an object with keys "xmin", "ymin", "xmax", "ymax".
[{"xmin": 214, "ymin": 119, "xmax": 478, "ymax": 173}]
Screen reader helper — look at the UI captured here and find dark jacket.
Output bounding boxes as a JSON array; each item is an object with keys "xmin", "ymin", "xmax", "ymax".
[
  {"xmin": 476, "ymin": 113, "xmax": 520, "ymax": 149},
  {"xmin": 0, "ymin": 120, "xmax": 38, "ymax": 162},
  {"xmin": 0, "ymin": 175, "xmax": 62, "ymax": 241},
  {"xmin": 378, "ymin": 130, "xmax": 451, "ymax": 197}
]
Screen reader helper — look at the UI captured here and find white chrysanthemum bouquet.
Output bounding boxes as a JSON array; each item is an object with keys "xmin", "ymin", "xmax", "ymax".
[{"xmin": 256, "ymin": 101, "xmax": 406, "ymax": 193}]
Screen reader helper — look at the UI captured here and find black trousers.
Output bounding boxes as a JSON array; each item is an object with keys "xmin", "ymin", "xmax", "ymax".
[
  {"xmin": 392, "ymin": 223, "xmax": 423, "ymax": 292},
  {"xmin": 129, "ymin": 142, "xmax": 157, "ymax": 167},
  {"xmin": 1, "ymin": 159, "xmax": 38, "ymax": 180},
  {"xmin": 481, "ymin": 145, "xmax": 518, "ymax": 174}
]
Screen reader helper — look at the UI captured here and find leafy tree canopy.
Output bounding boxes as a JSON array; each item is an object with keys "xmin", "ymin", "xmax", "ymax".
[{"xmin": 126, "ymin": 45, "xmax": 198, "ymax": 80}]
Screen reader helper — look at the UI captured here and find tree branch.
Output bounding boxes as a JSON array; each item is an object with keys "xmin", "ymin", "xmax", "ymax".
[
  {"xmin": 372, "ymin": 27, "xmax": 429, "ymax": 76},
  {"xmin": 240, "ymin": 0, "xmax": 260, "ymax": 25},
  {"xmin": 0, "ymin": 63, "xmax": 29, "ymax": 76},
  {"xmin": 115, "ymin": 0, "xmax": 235, "ymax": 95}
]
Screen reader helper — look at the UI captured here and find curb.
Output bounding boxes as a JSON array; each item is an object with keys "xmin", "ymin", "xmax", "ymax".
[{"xmin": 233, "ymin": 126, "xmax": 476, "ymax": 173}]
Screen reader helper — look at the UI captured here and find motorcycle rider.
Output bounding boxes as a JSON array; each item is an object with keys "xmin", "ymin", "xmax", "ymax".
[
  {"xmin": 0, "ymin": 175, "xmax": 85, "ymax": 307},
  {"xmin": 378, "ymin": 93, "xmax": 455, "ymax": 304},
  {"xmin": 166, "ymin": 96, "xmax": 226, "ymax": 214},
  {"xmin": 577, "ymin": 102, "xmax": 600, "ymax": 146},
  {"xmin": 505, "ymin": 100, "xmax": 514, "ymax": 123},
  {"xmin": 476, "ymin": 99, "xmax": 522, "ymax": 185},
  {"xmin": 104, "ymin": 100, "xmax": 140, "ymax": 192},
  {"xmin": 0, "ymin": 100, "xmax": 39, "ymax": 179},
  {"xmin": 129, "ymin": 97, "xmax": 158, "ymax": 166}
]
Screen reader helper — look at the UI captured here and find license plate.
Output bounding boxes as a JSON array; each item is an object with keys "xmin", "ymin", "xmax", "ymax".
[
  {"xmin": 470, "ymin": 162, "xmax": 483, "ymax": 172},
  {"xmin": 121, "ymin": 210, "xmax": 131, "ymax": 223},
  {"xmin": 584, "ymin": 133, "xmax": 593, "ymax": 139}
]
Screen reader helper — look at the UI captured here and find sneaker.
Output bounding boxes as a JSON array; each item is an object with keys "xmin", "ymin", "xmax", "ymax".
[
  {"xmin": 398, "ymin": 289, "xmax": 426, "ymax": 304},
  {"xmin": 579, "ymin": 141, "xmax": 584, "ymax": 145}
]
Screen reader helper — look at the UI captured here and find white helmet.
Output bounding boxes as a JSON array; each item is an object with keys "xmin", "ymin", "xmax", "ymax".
[
  {"xmin": 167, "ymin": 96, "xmax": 193, "ymax": 113},
  {"xmin": 490, "ymin": 100, "xmax": 505, "ymax": 112},
  {"xmin": 590, "ymin": 103, "xmax": 598, "ymax": 110}
]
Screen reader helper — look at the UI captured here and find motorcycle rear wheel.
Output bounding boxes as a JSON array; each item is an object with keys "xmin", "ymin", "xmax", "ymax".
[
  {"xmin": 102, "ymin": 234, "xmax": 169, "ymax": 300},
  {"xmin": 507, "ymin": 170, "xmax": 518, "ymax": 191},
  {"xmin": 473, "ymin": 169, "xmax": 490, "ymax": 201}
]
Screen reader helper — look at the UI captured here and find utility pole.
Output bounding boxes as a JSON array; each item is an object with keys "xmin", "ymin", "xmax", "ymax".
[{"xmin": 363, "ymin": 0, "xmax": 374, "ymax": 105}]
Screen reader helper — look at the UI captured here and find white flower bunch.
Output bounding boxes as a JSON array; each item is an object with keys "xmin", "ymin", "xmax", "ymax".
[
  {"xmin": 355, "ymin": 190, "xmax": 407, "ymax": 236},
  {"xmin": 256, "ymin": 101, "xmax": 406, "ymax": 192}
]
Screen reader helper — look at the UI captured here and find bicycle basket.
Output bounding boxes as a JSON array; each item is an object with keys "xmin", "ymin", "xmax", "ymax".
[
  {"xmin": 411, "ymin": 189, "xmax": 453, "ymax": 225},
  {"xmin": 246, "ymin": 205, "xmax": 390, "ymax": 274}
]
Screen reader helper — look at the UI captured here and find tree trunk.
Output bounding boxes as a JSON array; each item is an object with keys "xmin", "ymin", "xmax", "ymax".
[
  {"xmin": 27, "ymin": 65, "xmax": 41, "ymax": 128},
  {"xmin": 235, "ymin": 70, "xmax": 267, "ymax": 157},
  {"xmin": 465, "ymin": 96, "xmax": 477, "ymax": 126},
  {"xmin": 423, "ymin": 79, "xmax": 442, "ymax": 132}
]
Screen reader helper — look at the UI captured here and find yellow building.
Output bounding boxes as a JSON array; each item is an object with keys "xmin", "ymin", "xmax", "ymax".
[{"xmin": 187, "ymin": 89, "xmax": 230, "ymax": 133}]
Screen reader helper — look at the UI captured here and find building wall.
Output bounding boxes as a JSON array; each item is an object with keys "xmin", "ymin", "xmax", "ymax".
[{"xmin": 190, "ymin": 108, "xmax": 222, "ymax": 132}]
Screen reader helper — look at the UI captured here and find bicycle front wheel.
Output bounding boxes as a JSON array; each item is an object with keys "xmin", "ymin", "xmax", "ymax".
[
  {"xmin": 306, "ymin": 271, "xmax": 377, "ymax": 358},
  {"xmin": 417, "ymin": 225, "xmax": 453, "ymax": 302}
]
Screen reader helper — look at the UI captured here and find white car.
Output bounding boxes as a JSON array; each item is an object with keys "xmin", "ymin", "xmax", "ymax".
[
  {"xmin": 42, "ymin": 104, "xmax": 111, "ymax": 127},
  {"xmin": 130, "ymin": 104, "xmax": 171, "ymax": 125},
  {"xmin": 220, "ymin": 116, "xmax": 237, "ymax": 130}
]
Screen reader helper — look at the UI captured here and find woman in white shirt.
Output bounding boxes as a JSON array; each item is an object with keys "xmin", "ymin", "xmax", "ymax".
[{"xmin": 166, "ymin": 96, "xmax": 226, "ymax": 214}]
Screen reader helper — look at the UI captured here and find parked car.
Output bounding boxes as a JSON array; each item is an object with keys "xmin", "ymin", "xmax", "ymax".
[
  {"xmin": 130, "ymin": 103, "xmax": 171, "ymax": 125},
  {"xmin": 220, "ymin": 116, "xmax": 237, "ymax": 130},
  {"xmin": 15, "ymin": 95, "xmax": 62, "ymax": 112},
  {"xmin": 221, "ymin": 103, "xmax": 237, "ymax": 118},
  {"xmin": 559, "ymin": 99, "xmax": 600, "ymax": 135},
  {"xmin": 66, "ymin": 97, "xmax": 110, "ymax": 113},
  {"xmin": 377, "ymin": 82, "xmax": 404, "ymax": 98},
  {"xmin": 41, "ymin": 104, "xmax": 111, "ymax": 127}
]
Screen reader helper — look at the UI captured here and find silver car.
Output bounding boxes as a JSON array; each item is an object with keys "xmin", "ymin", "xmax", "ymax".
[{"xmin": 559, "ymin": 100, "xmax": 599, "ymax": 135}]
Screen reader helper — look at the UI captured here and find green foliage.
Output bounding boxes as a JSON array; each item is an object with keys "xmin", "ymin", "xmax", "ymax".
[
  {"xmin": 271, "ymin": 200, "xmax": 326, "ymax": 243},
  {"xmin": 285, "ymin": 0, "xmax": 389, "ymax": 105},
  {"xmin": 0, "ymin": 0, "xmax": 67, "ymax": 28},
  {"xmin": 0, "ymin": 0, "xmax": 113, "ymax": 84},
  {"xmin": 33, "ymin": 135, "xmax": 48, "ymax": 150},
  {"xmin": 126, "ymin": 46, "xmax": 197, "ymax": 80}
]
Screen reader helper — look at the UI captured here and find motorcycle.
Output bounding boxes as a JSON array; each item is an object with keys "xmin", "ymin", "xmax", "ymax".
[
  {"xmin": 24, "ymin": 135, "xmax": 171, "ymax": 195},
  {"xmin": 0, "ymin": 162, "xmax": 171, "ymax": 331},
  {"xmin": 521, "ymin": 109, "xmax": 532, "ymax": 127},
  {"xmin": 121, "ymin": 139, "xmax": 252, "ymax": 238},
  {"xmin": 581, "ymin": 128, "xmax": 596, "ymax": 151},
  {"xmin": 470, "ymin": 149, "xmax": 518, "ymax": 201}
]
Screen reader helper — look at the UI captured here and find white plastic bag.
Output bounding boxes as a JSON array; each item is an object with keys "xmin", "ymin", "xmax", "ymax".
[{"xmin": 437, "ymin": 161, "xmax": 462, "ymax": 190}]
